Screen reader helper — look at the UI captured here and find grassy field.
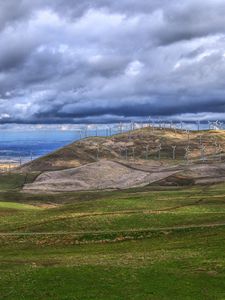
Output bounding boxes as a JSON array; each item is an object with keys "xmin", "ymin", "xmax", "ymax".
[{"xmin": 1, "ymin": 173, "xmax": 225, "ymax": 299}]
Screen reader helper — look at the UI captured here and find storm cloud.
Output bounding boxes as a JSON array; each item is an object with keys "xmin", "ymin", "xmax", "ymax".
[{"xmin": 0, "ymin": 0, "xmax": 225, "ymax": 123}]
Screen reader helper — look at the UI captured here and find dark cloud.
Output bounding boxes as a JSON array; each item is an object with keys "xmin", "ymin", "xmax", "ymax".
[{"xmin": 0, "ymin": 0, "xmax": 224, "ymax": 124}]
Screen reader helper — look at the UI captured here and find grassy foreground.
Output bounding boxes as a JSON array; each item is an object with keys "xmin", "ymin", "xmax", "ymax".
[{"xmin": 1, "ymin": 173, "xmax": 225, "ymax": 299}]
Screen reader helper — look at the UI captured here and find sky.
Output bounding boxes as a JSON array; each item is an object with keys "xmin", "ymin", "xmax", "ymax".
[{"xmin": 0, "ymin": 0, "xmax": 225, "ymax": 125}]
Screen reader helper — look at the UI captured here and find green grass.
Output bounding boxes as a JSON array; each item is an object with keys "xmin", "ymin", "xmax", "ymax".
[
  {"xmin": 1, "ymin": 227, "xmax": 225, "ymax": 299},
  {"xmin": 0, "ymin": 201, "xmax": 40, "ymax": 210},
  {"xmin": 0, "ymin": 172, "xmax": 38, "ymax": 191},
  {"xmin": 1, "ymin": 174, "xmax": 225, "ymax": 299}
]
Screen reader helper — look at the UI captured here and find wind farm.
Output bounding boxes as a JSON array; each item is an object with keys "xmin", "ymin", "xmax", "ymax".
[{"xmin": 1, "ymin": 0, "xmax": 225, "ymax": 298}]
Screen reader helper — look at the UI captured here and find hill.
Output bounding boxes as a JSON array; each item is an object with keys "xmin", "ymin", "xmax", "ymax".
[
  {"xmin": 18, "ymin": 127, "xmax": 225, "ymax": 192},
  {"xmin": 20, "ymin": 127, "xmax": 225, "ymax": 173}
]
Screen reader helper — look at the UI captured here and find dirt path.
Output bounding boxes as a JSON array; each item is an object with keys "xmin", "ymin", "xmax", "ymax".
[{"xmin": 1, "ymin": 222, "xmax": 225, "ymax": 237}]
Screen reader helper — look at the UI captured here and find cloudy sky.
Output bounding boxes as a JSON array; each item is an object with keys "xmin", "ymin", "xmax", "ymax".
[{"xmin": 0, "ymin": 0, "xmax": 225, "ymax": 124}]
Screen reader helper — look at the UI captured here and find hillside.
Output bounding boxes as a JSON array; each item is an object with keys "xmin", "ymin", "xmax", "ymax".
[
  {"xmin": 18, "ymin": 127, "xmax": 225, "ymax": 192},
  {"xmin": 23, "ymin": 160, "xmax": 181, "ymax": 192},
  {"xmin": 20, "ymin": 127, "xmax": 225, "ymax": 173}
]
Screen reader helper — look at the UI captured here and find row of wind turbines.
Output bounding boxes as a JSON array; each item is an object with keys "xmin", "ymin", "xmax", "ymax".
[{"xmin": 3, "ymin": 119, "xmax": 224, "ymax": 172}]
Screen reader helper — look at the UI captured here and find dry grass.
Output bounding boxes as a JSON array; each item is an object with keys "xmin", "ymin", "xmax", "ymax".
[{"xmin": 18, "ymin": 128, "xmax": 225, "ymax": 172}]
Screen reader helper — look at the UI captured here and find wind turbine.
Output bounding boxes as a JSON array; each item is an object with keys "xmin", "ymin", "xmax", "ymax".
[
  {"xmin": 180, "ymin": 121, "xmax": 183, "ymax": 130},
  {"xmin": 198, "ymin": 135, "xmax": 202, "ymax": 146},
  {"xmin": 200, "ymin": 144, "xmax": 206, "ymax": 162},
  {"xmin": 152, "ymin": 120, "xmax": 155, "ymax": 132},
  {"xmin": 172, "ymin": 145, "xmax": 176, "ymax": 160},
  {"xmin": 132, "ymin": 147, "xmax": 135, "ymax": 160},
  {"xmin": 145, "ymin": 145, "xmax": 149, "ymax": 160},
  {"xmin": 118, "ymin": 147, "xmax": 123, "ymax": 159},
  {"xmin": 184, "ymin": 145, "xmax": 190, "ymax": 163},
  {"xmin": 185, "ymin": 129, "xmax": 190, "ymax": 144},
  {"xmin": 148, "ymin": 116, "xmax": 151, "ymax": 128},
  {"xmin": 217, "ymin": 121, "xmax": 223, "ymax": 130},
  {"xmin": 79, "ymin": 128, "xmax": 83, "ymax": 140},
  {"xmin": 215, "ymin": 120, "xmax": 219, "ymax": 130},
  {"xmin": 157, "ymin": 143, "xmax": 162, "ymax": 160},
  {"xmin": 196, "ymin": 120, "xmax": 200, "ymax": 131},
  {"xmin": 125, "ymin": 146, "xmax": 128, "ymax": 160},
  {"xmin": 84, "ymin": 126, "xmax": 88, "ymax": 138},
  {"xmin": 208, "ymin": 121, "xmax": 212, "ymax": 130},
  {"xmin": 96, "ymin": 145, "xmax": 100, "ymax": 160}
]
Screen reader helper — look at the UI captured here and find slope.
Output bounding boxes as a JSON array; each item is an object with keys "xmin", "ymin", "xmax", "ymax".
[{"xmin": 20, "ymin": 127, "xmax": 225, "ymax": 173}]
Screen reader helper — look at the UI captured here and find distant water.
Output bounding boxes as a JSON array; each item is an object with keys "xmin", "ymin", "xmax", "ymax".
[
  {"xmin": 0, "ymin": 128, "xmax": 120, "ymax": 164},
  {"xmin": 0, "ymin": 130, "xmax": 82, "ymax": 163}
]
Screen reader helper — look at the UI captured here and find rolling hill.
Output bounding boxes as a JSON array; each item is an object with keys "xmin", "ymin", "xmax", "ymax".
[
  {"xmin": 20, "ymin": 127, "xmax": 225, "ymax": 173},
  {"xmin": 17, "ymin": 127, "xmax": 225, "ymax": 192}
]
